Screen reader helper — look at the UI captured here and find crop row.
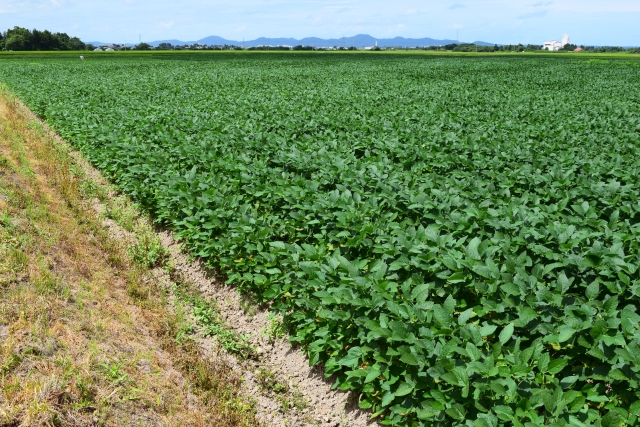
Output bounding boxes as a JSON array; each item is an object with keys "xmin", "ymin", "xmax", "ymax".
[{"xmin": 1, "ymin": 56, "xmax": 640, "ymax": 426}]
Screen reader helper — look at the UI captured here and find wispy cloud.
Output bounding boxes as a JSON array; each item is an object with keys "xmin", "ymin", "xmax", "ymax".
[
  {"xmin": 332, "ymin": 6, "xmax": 352, "ymax": 14},
  {"xmin": 159, "ymin": 21, "xmax": 174, "ymax": 28},
  {"xmin": 449, "ymin": 3, "xmax": 465, "ymax": 9},
  {"xmin": 517, "ymin": 10, "xmax": 548, "ymax": 18},
  {"xmin": 533, "ymin": 1, "xmax": 552, "ymax": 6}
]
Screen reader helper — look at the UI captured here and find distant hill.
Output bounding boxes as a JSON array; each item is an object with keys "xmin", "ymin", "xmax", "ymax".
[
  {"xmin": 86, "ymin": 34, "xmax": 497, "ymax": 48},
  {"xmin": 194, "ymin": 34, "xmax": 492, "ymax": 48},
  {"xmin": 472, "ymin": 41, "xmax": 496, "ymax": 47}
]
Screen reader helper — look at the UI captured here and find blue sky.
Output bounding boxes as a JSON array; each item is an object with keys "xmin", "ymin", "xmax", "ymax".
[{"xmin": 1, "ymin": 0, "xmax": 638, "ymax": 45}]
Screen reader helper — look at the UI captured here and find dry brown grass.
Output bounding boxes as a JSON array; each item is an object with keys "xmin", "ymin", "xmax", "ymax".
[{"xmin": 0, "ymin": 87, "xmax": 261, "ymax": 427}]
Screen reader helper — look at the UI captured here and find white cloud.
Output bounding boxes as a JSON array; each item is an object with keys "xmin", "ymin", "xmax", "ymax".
[
  {"xmin": 331, "ymin": 6, "xmax": 352, "ymax": 13},
  {"xmin": 548, "ymin": 1, "xmax": 640, "ymax": 13},
  {"xmin": 517, "ymin": 10, "xmax": 548, "ymax": 19}
]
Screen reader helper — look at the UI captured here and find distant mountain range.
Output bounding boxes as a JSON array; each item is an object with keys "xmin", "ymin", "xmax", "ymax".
[{"xmin": 86, "ymin": 34, "xmax": 496, "ymax": 48}]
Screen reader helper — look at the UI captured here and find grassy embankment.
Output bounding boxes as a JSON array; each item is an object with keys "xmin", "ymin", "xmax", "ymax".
[{"xmin": 0, "ymin": 86, "xmax": 261, "ymax": 426}]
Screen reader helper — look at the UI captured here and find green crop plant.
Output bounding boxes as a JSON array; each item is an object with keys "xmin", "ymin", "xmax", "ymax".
[{"xmin": 1, "ymin": 55, "xmax": 640, "ymax": 426}]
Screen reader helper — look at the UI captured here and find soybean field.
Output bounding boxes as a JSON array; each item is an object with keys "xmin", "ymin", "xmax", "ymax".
[{"xmin": 1, "ymin": 55, "xmax": 640, "ymax": 426}]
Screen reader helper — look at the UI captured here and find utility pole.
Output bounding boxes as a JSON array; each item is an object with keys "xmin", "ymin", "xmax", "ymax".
[{"xmin": 243, "ymin": 38, "xmax": 245, "ymax": 50}]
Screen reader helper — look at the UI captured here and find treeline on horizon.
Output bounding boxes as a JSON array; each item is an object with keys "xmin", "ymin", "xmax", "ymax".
[
  {"xmin": 1, "ymin": 26, "xmax": 639, "ymax": 53},
  {"xmin": 149, "ymin": 42, "xmax": 640, "ymax": 54},
  {"xmin": 0, "ymin": 26, "xmax": 87, "ymax": 51}
]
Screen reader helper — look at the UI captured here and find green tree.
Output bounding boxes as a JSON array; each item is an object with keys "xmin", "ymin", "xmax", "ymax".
[
  {"xmin": 5, "ymin": 34, "xmax": 29, "ymax": 51},
  {"xmin": 67, "ymin": 37, "xmax": 85, "ymax": 50},
  {"xmin": 5, "ymin": 26, "xmax": 32, "ymax": 50},
  {"xmin": 1, "ymin": 27, "xmax": 86, "ymax": 50},
  {"xmin": 135, "ymin": 42, "xmax": 151, "ymax": 50}
]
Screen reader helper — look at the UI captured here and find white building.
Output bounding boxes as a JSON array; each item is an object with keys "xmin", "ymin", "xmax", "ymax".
[{"xmin": 543, "ymin": 34, "xmax": 570, "ymax": 51}]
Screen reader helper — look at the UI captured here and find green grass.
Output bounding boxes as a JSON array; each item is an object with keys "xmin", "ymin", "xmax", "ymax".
[
  {"xmin": 171, "ymin": 273, "xmax": 256, "ymax": 360},
  {"xmin": 255, "ymin": 367, "xmax": 307, "ymax": 413}
]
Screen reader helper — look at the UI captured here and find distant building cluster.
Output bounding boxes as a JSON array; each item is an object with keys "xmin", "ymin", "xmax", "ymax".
[
  {"xmin": 543, "ymin": 34, "xmax": 570, "ymax": 51},
  {"xmin": 93, "ymin": 44, "xmax": 123, "ymax": 51}
]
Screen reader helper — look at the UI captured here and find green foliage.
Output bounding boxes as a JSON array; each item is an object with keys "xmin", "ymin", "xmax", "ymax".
[
  {"xmin": 1, "ymin": 26, "xmax": 86, "ymax": 51},
  {"xmin": 255, "ymin": 367, "xmax": 307, "ymax": 412},
  {"xmin": 94, "ymin": 360, "xmax": 134, "ymax": 386},
  {"xmin": 264, "ymin": 314, "xmax": 287, "ymax": 342},
  {"xmin": 172, "ymin": 279, "xmax": 256, "ymax": 359},
  {"xmin": 2, "ymin": 56, "xmax": 640, "ymax": 426},
  {"xmin": 191, "ymin": 297, "xmax": 256, "ymax": 359},
  {"xmin": 256, "ymin": 367, "xmax": 288, "ymax": 394},
  {"xmin": 127, "ymin": 233, "xmax": 168, "ymax": 268},
  {"xmin": 135, "ymin": 42, "xmax": 151, "ymax": 51}
]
